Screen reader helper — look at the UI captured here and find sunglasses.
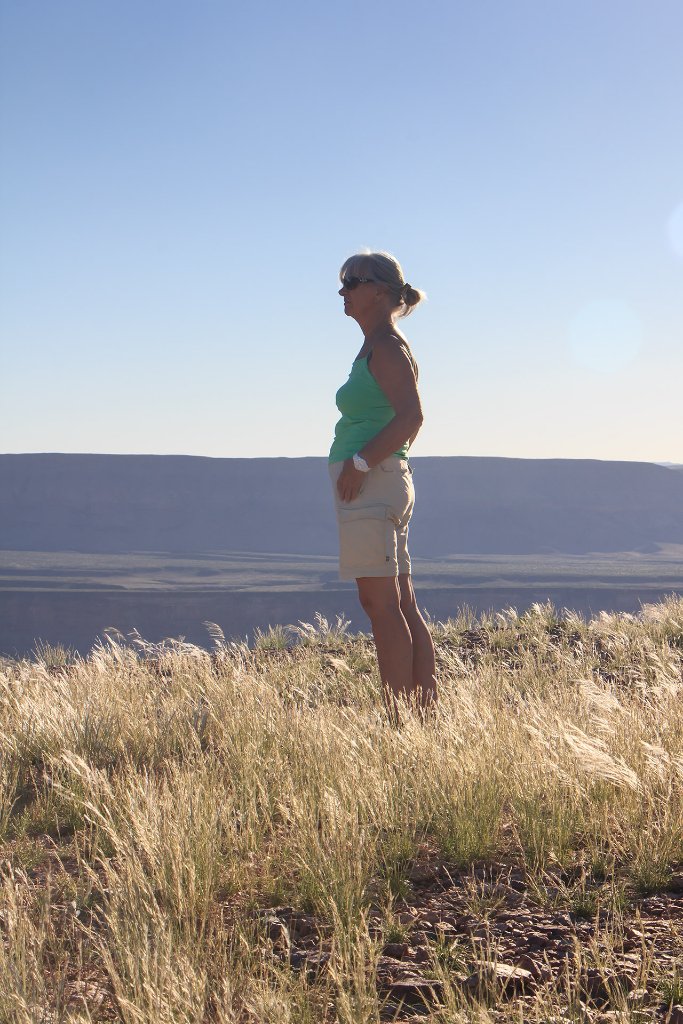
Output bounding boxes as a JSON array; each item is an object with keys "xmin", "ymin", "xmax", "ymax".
[{"xmin": 341, "ymin": 276, "xmax": 375, "ymax": 290}]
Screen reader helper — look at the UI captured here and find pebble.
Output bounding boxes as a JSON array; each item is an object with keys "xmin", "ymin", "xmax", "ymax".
[
  {"xmin": 465, "ymin": 960, "xmax": 536, "ymax": 996},
  {"xmin": 382, "ymin": 942, "xmax": 410, "ymax": 959}
]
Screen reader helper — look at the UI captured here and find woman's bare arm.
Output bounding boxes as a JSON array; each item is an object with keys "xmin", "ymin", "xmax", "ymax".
[{"xmin": 358, "ymin": 340, "xmax": 423, "ymax": 466}]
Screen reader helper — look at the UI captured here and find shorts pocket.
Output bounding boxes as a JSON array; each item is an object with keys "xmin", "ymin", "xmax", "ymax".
[
  {"xmin": 337, "ymin": 504, "xmax": 397, "ymax": 574},
  {"xmin": 379, "ymin": 458, "xmax": 410, "ymax": 474}
]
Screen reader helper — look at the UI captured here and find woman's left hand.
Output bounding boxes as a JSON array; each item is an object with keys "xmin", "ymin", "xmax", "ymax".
[{"xmin": 336, "ymin": 459, "xmax": 367, "ymax": 503}]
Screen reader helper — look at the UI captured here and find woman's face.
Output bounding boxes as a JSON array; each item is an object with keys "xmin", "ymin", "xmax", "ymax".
[{"xmin": 338, "ymin": 276, "xmax": 382, "ymax": 320}]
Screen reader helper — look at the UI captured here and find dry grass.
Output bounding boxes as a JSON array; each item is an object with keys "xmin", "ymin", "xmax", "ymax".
[{"xmin": 0, "ymin": 597, "xmax": 682, "ymax": 1022}]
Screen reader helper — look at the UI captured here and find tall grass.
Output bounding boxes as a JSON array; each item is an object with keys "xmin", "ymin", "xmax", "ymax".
[{"xmin": 0, "ymin": 596, "xmax": 681, "ymax": 1020}]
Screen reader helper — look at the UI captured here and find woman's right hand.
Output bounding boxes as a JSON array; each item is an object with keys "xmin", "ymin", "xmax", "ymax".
[{"xmin": 336, "ymin": 459, "xmax": 366, "ymax": 503}]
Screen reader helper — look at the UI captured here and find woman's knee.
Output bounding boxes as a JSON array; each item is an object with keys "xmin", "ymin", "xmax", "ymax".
[{"xmin": 357, "ymin": 578, "xmax": 401, "ymax": 618}]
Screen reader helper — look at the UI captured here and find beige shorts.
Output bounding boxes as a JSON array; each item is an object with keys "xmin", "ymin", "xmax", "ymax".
[{"xmin": 329, "ymin": 457, "xmax": 415, "ymax": 581}]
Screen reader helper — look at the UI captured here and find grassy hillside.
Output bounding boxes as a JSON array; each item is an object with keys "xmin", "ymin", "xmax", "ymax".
[{"xmin": 1, "ymin": 598, "xmax": 682, "ymax": 1022}]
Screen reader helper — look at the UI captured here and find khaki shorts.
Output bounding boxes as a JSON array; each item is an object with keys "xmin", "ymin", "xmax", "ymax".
[{"xmin": 329, "ymin": 457, "xmax": 415, "ymax": 581}]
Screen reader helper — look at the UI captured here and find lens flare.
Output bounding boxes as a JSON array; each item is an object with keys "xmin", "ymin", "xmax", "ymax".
[
  {"xmin": 667, "ymin": 202, "xmax": 683, "ymax": 259},
  {"xmin": 568, "ymin": 299, "xmax": 642, "ymax": 374}
]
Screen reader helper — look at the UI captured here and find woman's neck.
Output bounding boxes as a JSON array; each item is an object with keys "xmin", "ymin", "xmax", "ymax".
[{"xmin": 360, "ymin": 314, "xmax": 395, "ymax": 342}]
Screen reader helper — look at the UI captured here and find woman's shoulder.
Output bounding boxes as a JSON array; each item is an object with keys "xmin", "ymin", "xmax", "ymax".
[
  {"xmin": 371, "ymin": 329, "xmax": 412, "ymax": 356},
  {"xmin": 371, "ymin": 331, "xmax": 418, "ymax": 377}
]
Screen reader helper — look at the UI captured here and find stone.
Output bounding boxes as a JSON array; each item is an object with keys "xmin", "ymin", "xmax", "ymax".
[
  {"xmin": 382, "ymin": 976, "xmax": 445, "ymax": 1007},
  {"xmin": 582, "ymin": 968, "xmax": 607, "ymax": 1001},
  {"xmin": 69, "ymin": 981, "xmax": 108, "ymax": 1008},
  {"xmin": 494, "ymin": 911, "xmax": 520, "ymax": 922},
  {"xmin": 287, "ymin": 912, "xmax": 317, "ymax": 939},
  {"xmin": 504, "ymin": 890, "xmax": 526, "ymax": 907},
  {"xmin": 376, "ymin": 955, "xmax": 400, "ymax": 975},
  {"xmin": 451, "ymin": 914, "xmax": 474, "ymax": 930},
  {"xmin": 626, "ymin": 988, "xmax": 651, "ymax": 1007},
  {"xmin": 408, "ymin": 863, "xmax": 440, "ymax": 885},
  {"xmin": 669, "ymin": 1007, "xmax": 683, "ymax": 1024},
  {"xmin": 582, "ymin": 968, "xmax": 630, "ymax": 1005},
  {"xmin": 290, "ymin": 950, "xmax": 329, "ymax": 982},
  {"xmin": 545, "ymin": 926, "xmax": 570, "ymax": 940},
  {"xmin": 419, "ymin": 910, "xmax": 446, "ymax": 925},
  {"xmin": 465, "ymin": 960, "xmax": 536, "ymax": 996},
  {"xmin": 395, "ymin": 911, "xmax": 418, "ymax": 926},
  {"xmin": 423, "ymin": 921, "xmax": 456, "ymax": 941},
  {"xmin": 514, "ymin": 954, "xmax": 552, "ymax": 983},
  {"xmin": 382, "ymin": 942, "xmax": 410, "ymax": 959},
  {"xmin": 261, "ymin": 913, "xmax": 290, "ymax": 950}
]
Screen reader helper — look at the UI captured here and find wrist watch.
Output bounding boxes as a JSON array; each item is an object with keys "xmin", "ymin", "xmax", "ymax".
[{"xmin": 352, "ymin": 452, "xmax": 370, "ymax": 473}]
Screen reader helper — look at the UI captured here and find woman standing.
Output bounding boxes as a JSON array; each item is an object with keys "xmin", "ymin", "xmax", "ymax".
[{"xmin": 329, "ymin": 251, "xmax": 437, "ymax": 721}]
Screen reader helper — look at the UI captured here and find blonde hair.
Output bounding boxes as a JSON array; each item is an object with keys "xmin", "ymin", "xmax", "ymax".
[{"xmin": 339, "ymin": 250, "xmax": 426, "ymax": 318}]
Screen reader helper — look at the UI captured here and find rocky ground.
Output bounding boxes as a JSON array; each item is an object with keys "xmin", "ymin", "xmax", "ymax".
[
  {"xmin": 250, "ymin": 849, "xmax": 683, "ymax": 1022},
  {"xmin": 5, "ymin": 834, "xmax": 682, "ymax": 1021}
]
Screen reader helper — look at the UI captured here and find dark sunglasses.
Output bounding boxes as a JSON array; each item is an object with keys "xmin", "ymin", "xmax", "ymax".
[{"xmin": 341, "ymin": 276, "xmax": 374, "ymax": 290}]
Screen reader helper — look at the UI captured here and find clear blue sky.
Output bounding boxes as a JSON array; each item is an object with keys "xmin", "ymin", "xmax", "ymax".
[{"xmin": 2, "ymin": 0, "xmax": 682, "ymax": 462}]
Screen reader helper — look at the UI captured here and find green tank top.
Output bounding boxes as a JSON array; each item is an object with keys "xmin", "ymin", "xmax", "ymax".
[{"xmin": 329, "ymin": 355, "xmax": 410, "ymax": 463}]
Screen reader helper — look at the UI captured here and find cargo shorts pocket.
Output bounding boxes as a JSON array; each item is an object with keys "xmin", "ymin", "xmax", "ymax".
[{"xmin": 337, "ymin": 504, "xmax": 397, "ymax": 575}]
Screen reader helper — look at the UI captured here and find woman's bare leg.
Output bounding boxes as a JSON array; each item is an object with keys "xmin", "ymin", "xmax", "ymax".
[
  {"xmin": 356, "ymin": 575, "xmax": 437, "ymax": 722},
  {"xmin": 398, "ymin": 573, "xmax": 437, "ymax": 711},
  {"xmin": 356, "ymin": 576, "xmax": 413, "ymax": 721}
]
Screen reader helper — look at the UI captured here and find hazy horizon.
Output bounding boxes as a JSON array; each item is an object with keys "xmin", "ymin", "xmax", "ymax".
[
  {"xmin": 2, "ymin": 1, "xmax": 682, "ymax": 462},
  {"xmin": 1, "ymin": 451, "xmax": 682, "ymax": 467}
]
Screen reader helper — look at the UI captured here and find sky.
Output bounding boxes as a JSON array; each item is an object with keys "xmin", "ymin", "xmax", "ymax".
[{"xmin": 1, "ymin": 0, "xmax": 682, "ymax": 463}]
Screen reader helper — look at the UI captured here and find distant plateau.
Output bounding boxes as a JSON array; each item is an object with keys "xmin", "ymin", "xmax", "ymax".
[{"xmin": 1, "ymin": 454, "xmax": 682, "ymax": 655}]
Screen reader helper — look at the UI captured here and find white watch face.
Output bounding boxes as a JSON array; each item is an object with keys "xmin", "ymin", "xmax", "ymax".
[{"xmin": 353, "ymin": 454, "xmax": 370, "ymax": 472}]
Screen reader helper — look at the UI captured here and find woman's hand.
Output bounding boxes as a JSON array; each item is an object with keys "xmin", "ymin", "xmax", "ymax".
[{"xmin": 336, "ymin": 459, "xmax": 367, "ymax": 503}]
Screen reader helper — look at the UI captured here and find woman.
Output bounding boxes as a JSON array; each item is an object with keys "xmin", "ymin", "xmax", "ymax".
[{"xmin": 329, "ymin": 251, "xmax": 437, "ymax": 721}]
